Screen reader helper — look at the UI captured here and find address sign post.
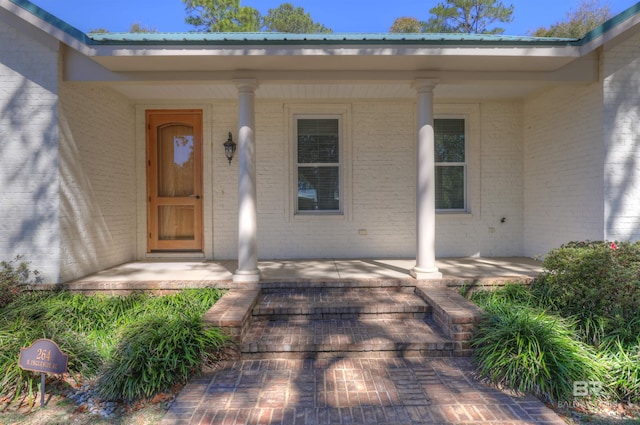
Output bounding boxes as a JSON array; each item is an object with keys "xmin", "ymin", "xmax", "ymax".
[{"xmin": 19, "ymin": 339, "xmax": 69, "ymax": 408}]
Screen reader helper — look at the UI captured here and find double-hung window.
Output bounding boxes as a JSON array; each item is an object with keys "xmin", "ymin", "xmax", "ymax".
[
  {"xmin": 435, "ymin": 118, "xmax": 467, "ymax": 211},
  {"xmin": 295, "ymin": 117, "xmax": 341, "ymax": 214}
]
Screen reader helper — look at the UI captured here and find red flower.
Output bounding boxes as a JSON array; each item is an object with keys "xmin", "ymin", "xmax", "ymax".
[{"xmin": 611, "ymin": 242, "xmax": 617, "ymax": 250}]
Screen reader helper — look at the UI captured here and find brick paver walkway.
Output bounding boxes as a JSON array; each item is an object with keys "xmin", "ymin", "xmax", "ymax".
[{"xmin": 162, "ymin": 357, "xmax": 566, "ymax": 425}]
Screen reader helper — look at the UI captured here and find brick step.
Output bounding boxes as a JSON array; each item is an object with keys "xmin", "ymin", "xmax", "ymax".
[
  {"xmin": 204, "ymin": 285, "xmax": 483, "ymax": 359},
  {"xmin": 241, "ymin": 318, "xmax": 455, "ymax": 359},
  {"xmin": 254, "ymin": 288, "xmax": 432, "ymax": 321}
]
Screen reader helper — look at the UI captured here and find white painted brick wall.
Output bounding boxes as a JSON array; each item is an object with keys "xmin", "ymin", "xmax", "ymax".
[
  {"xmin": 603, "ymin": 30, "xmax": 640, "ymax": 242},
  {"xmin": 210, "ymin": 100, "xmax": 525, "ymax": 260},
  {"xmin": 478, "ymin": 102, "xmax": 524, "ymax": 256},
  {"xmin": 350, "ymin": 102, "xmax": 415, "ymax": 257},
  {"xmin": 523, "ymin": 84, "xmax": 604, "ymax": 258},
  {"xmin": 58, "ymin": 83, "xmax": 136, "ymax": 281},
  {"xmin": 212, "ymin": 102, "xmax": 240, "ymax": 259},
  {"xmin": 0, "ymin": 21, "xmax": 60, "ymax": 282}
]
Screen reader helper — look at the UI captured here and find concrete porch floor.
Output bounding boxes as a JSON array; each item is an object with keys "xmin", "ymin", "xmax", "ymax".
[{"xmin": 66, "ymin": 257, "xmax": 543, "ymax": 291}]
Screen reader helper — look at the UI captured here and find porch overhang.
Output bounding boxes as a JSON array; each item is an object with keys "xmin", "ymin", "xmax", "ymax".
[
  {"xmin": 10, "ymin": 0, "xmax": 640, "ymax": 100},
  {"xmin": 60, "ymin": 43, "xmax": 599, "ymax": 101},
  {"xmin": 5, "ymin": 0, "xmax": 640, "ymax": 94}
]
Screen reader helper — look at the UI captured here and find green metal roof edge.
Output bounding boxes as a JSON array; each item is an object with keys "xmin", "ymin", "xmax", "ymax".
[
  {"xmin": 7, "ymin": 0, "xmax": 640, "ymax": 49},
  {"xmin": 9, "ymin": 0, "xmax": 91, "ymax": 44},
  {"xmin": 87, "ymin": 32, "xmax": 577, "ymax": 46},
  {"xmin": 577, "ymin": 1, "xmax": 640, "ymax": 45}
]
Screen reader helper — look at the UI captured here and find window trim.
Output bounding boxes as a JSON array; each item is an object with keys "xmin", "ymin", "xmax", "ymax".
[
  {"xmin": 294, "ymin": 115, "xmax": 343, "ymax": 215},
  {"xmin": 434, "ymin": 115, "xmax": 468, "ymax": 213},
  {"xmin": 285, "ymin": 104, "xmax": 352, "ymax": 222}
]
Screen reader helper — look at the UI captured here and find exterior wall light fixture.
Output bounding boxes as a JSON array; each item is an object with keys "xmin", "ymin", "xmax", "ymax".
[{"xmin": 223, "ymin": 132, "xmax": 236, "ymax": 165}]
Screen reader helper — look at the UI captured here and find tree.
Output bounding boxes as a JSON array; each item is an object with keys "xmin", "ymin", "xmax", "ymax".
[
  {"xmin": 528, "ymin": 0, "xmax": 612, "ymax": 38},
  {"xmin": 390, "ymin": 17, "xmax": 425, "ymax": 33},
  {"xmin": 128, "ymin": 22, "xmax": 158, "ymax": 33},
  {"xmin": 183, "ymin": 0, "xmax": 261, "ymax": 32},
  {"xmin": 423, "ymin": 0, "xmax": 514, "ymax": 34},
  {"xmin": 262, "ymin": 3, "xmax": 332, "ymax": 33},
  {"xmin": 88, "ymin": 23, "xmax": 157, "ymax": 34}
]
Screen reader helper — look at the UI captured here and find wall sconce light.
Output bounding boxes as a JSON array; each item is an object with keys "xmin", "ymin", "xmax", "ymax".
[{"xmin": 223, "ymin": 132, "xmax": 236, "ymax": 165}]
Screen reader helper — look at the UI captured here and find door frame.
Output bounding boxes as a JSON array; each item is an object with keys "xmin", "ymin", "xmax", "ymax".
[{"xmin": 145, "ymin": 109, "xmax": 204, "ymax": 252}]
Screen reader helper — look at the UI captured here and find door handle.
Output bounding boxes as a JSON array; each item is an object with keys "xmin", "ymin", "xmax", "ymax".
[{"xmin": 189, "ymin": 195, "xmax": 201, "ymax": 199}]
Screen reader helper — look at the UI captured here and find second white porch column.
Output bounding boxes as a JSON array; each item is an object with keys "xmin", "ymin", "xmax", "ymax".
[
  {"xmin": 233, "ymin": 79, "xmax": 260, "ymax": 283},
  {"xmin": 411, "ymin": 79, "xmax": 443, "ymax": 280}
]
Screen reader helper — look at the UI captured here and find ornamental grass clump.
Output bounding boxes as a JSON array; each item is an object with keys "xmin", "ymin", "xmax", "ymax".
[
  {"xmin": 602, "ymin": 338, "xmax": 640, "ymax": 403},
  {"xmin": 0, "ymin": 313, "xmax": 102, "ymax": 401},
  {"xmin": 470, "ymin": 245, "xmax": 640, "ymax": 407},
  {"xmin": 0, "ymin": 287, "xmax": 227, "ymax": 402},
  {"xmin": 471, "ymin": 303, "xmax": 606, "ymax": 403},
  {"xmin": 97, "ymin": 315, "xmax": 228, "ymax": 401}
]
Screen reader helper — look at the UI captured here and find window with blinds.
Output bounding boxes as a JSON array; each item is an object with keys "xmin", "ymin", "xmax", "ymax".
[
  {"xmin": 296, "ymin": 118, "xmax": 341, "ymax": 213},
  {"xmin": 435, "ymin": 118, "xmax": 466, "ymax": 211}
]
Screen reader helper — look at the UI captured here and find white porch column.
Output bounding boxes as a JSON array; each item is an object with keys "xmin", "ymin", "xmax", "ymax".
[
  {"xmin": 233, "ymin": 79, "xmax": 260, "ymax": 283},
  {"xmin": 411, "ymin": 79, "xmax": 443, "ymax": 280}
]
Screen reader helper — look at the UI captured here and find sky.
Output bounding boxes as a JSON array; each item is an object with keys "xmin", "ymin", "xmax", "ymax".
[{"xmin": 28, "ymin": 0, "xmax": 638, "ymax": 35}]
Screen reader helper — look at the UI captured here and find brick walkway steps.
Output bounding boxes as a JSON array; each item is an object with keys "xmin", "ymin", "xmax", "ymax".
[
  {"xmin": 242, "ymin": 318, "xmax": 454, "ymax": 359},
  {"xmin": 167, "ymin": 284, "xmax": 568, "ymax": 424},
  {"xmin": 202, "ymin": 284, "xmax": 485, "ymax": 358},
  {"xmin": 255, "ymin": 288, "xmax": 432, "ymax": 320},
  {"xmin": 242, "ymin": 287, "xmax": 455, "ymax": 359}
]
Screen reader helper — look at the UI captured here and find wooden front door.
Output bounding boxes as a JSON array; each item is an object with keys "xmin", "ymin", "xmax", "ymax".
[{"xmin": 146, "ymin": 110, "xmax": 203, "ymax": 252}]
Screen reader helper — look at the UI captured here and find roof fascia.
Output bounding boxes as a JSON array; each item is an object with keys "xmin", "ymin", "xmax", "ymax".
[
  {"xmin": 1, "ymin": 0, "xmax": 94, "ymax": 54},
  {"xmin": 88, "ymin": 34, "xmax": 576, "ymax": 47},
  {"xmin": 0, "ymin": 4, "xmax": 59, "ymax": 50},
  {"xmin": 577, "ymin": 2, "xmax": 640, "ymax": 54},
  {"xmin": 88, "ymin": 43, "xmax": 582, "ymax": 60}
]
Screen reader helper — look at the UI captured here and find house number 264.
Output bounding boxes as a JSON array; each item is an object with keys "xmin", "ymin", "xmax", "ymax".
[{"xmin": 36, "ymin": 349, "xmax": 52, "ymax": 362}]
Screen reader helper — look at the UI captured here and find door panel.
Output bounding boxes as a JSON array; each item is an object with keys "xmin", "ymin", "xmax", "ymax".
[{"xmin": 147, "ymin": 110, "xmax": 203, "ymax": 252}]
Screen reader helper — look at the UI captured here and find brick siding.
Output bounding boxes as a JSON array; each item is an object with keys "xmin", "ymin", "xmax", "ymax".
[{"xmin": 0, "ymin": 20, "xmax": 60, "ymax": 282}]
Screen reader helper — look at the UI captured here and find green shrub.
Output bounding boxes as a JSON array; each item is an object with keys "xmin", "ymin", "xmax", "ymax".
[
  {"xmin": 471, "ymin": 306, "xmax": 606, "ymax": 403},
  {"xmin": 0, "ymin": 256, "xmax": 41, "ymax": 308},
  {"xmin": 471, "ymin": 262, "xmax": 640, "ymax": 405},
  {"xmin": 97, "ymin": 315, "xmax": 228, "ymax": 401},
  {"xmin": 532, "ymin": 241, "xmax": 640, "ymax": 345},
  {"xmin": 0, "ymin": 288, "xmax": 226, "ymax": 402}
]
